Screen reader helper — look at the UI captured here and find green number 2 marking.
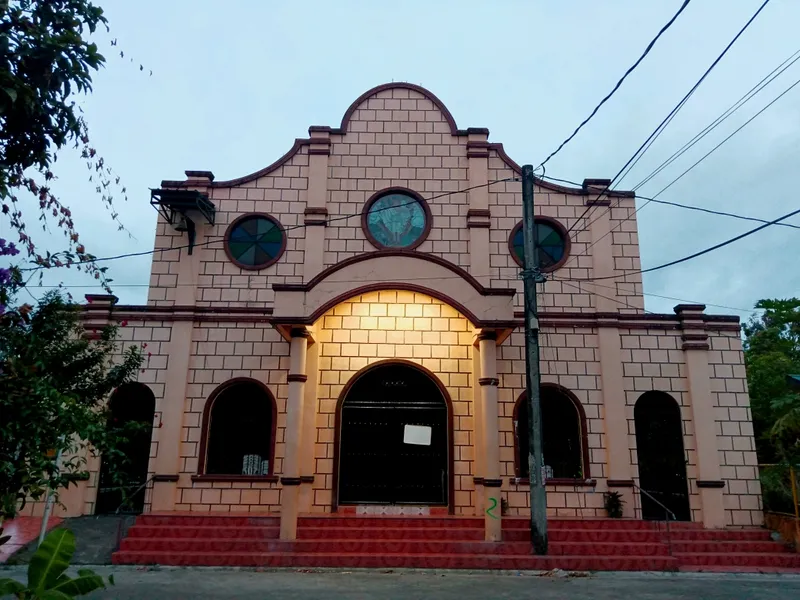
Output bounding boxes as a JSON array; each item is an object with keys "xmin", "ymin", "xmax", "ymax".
[{"xmin": 486, "ymin": 497, "xmax": 499, "ymax": 519}]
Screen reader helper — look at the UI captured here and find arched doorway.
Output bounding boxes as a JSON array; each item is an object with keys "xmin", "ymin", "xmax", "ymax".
[
  {"xmin": 335, "ymin": 361, "xmax": 452, "ymax": 510},
  {"xmin": 95, "ymin": 383, "xmax": 156, "ymax": 514},
  {"xmin": 634, "ymin": 391, "xmax": 691, "ymax": 521}
]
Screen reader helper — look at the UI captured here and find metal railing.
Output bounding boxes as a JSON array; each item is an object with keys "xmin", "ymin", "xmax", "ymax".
[
  {"xmin": 111, "ymin": 474, "xmax": 158, "ymax": 553},
  {"xmin": 112, "ymin": 473, "xmax": 158, "ymax": 515},
  {"xmin": 631, "ymin": 481, "xmax": 677, "ymax": 556},
  {"xmin": 759, "ymin": 463, "xmax": 800, "ymax": 550}
]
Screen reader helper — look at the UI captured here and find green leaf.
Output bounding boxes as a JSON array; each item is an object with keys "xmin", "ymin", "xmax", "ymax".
[
  {"xmin": 1, "ymin": 87, "xmax": 17, "ymax": 103},
  {"xmin": 50, "ymin": 572, "xmax": 106, "ymax": 596},
  {"xmin": 28, "ymin": 528, "xmax": 75, "ymax": 591},
  {"xmin": 0, "ymin": 578, "xmax": 26, "ymax": 596},
  {"xmin": 38, "ymin": 590, "xmax": 72, "ymax": 600}
]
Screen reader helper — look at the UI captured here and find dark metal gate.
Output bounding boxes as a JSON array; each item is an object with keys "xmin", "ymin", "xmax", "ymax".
[
  {"xmin": 337, "ymin": 363, "xmax": 449, "ymax": 506},
  {"xmin": 95, "ymin": 383, "xmax": 155, "ymax": 515},
  {"xmin": 634, "ymin": 391, "xmax": 691, "ymax": 521}
]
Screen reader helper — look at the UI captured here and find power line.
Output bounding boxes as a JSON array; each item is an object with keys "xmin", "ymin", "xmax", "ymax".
[
  {"xmin": 646, "ymin": 73, "xmax": 800, "ymax": 199},
  {"xmin": 560, "ymin": 279, "xmax": 653, "ymax": 314},
  {"xmin": 549, "ymin": 69, "xmax": 800, "ymax": 266},
  {"xmin": 555, "ymin": 276, "xmax": 757, "ymax": 314},
  {"xmin": 631, "ymin": 46, "xmax": 800, "ymax": 191},
  {"xmin": 32, "ymin": 272, "xmax": 760, "ymax": 316},
  {"xmin": 20, "ymin": 178, "xmax": 516, "ymax": 273},
  {"xmin": 563, "ymin": 0, "xmax": 771, "ymax": 237},
  {"xmin": 542, "ymin": 174, "xmax": 800, "ymax": 230},
  {"xmin": 536, "ymin": 0, "xmax": 692, "ymax": 169},
  {"xmin": 612, "ymin": 0, "xmax": 772, "ymax": 190},
  {"xmin": 572, "ymin": 204, "xmax": 800, "ymax": 282}
]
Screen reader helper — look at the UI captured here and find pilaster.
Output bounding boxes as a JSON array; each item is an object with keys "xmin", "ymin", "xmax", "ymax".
[
  {"xmin": 280, "ymin": 327, "xmax": 311, "ymax": 540},
  {"xmin": 676, "ymin": 304, "xmax": 726, "ymax": 528}
]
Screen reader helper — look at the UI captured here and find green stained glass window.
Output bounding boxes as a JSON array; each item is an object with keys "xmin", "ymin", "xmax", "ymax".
[
  {"xmin": 511, "ymin": 219, "xmax": 568, "ymax": 271},
  {"xmin": 364, "ymin": 192, "xmax": 429, "ymax": 249},
  {"xmin": 226, "ymin": 214, "xmax": 285, "ymax": 269}
]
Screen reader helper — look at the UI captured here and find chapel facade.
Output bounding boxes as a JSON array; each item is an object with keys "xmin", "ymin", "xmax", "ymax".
[{"xmin": 37, "ymin": 83, "xmax": 760, "ymax": 538}]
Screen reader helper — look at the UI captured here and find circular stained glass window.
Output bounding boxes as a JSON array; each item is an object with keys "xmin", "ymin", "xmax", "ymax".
[
  {"xmin": 510, "ymin": 218, "xmax": 570, "ymax": 271},
  {"xmin": 362, "ymin": 189, "xmax": 431, "ymax": 250},
  {"xmin": 225, "ymin": 214, "xmax": 286, "ymax": 270}
]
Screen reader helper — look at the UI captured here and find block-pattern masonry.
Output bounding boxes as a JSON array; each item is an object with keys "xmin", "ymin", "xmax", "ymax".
[{"xmin": 20, "ymin": 83, "xmax": 761, "ymax": 529}]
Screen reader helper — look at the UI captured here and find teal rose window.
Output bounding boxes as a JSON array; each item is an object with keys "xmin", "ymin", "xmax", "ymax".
[
  {"xmin": 362, "ymin": 190, "xmax": 431, "ymax": 250},
  {"xmin": 510, "ymin": 218, "xmax": 569, "ymax": 271},
  {"xmin": 225, "ymin": 214, "xmax": 286, "ymax": 269}
]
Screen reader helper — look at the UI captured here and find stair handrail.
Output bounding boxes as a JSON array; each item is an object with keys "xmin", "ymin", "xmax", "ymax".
[
  {"xmin": 114, "ymin": 473, "xmax": 158, "ymax": 515},
  {"xmin": 631, "ymin": 481, "xmax": 676, "ymax": 557}
]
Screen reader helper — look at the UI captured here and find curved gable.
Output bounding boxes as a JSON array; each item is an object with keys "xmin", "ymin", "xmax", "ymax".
[{"xmin": 161, "ymin": 82, "xmax": 627, "ymax": 198}]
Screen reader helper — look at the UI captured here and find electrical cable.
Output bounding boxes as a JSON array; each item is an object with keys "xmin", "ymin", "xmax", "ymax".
[
  {"xmin": 546, "ymin": 70, "xmax": 800, "ymax": 268},
  {"xmin": 560, "ymin": 279, "xmax": 653, "ymax": 314},
  {"xmin": 19, "ymin": 177, "xmax": 516, "ymax": 273},
  {"xmin": 631, "ymin": 46, "xmax": 800, "ymax": 191},
  {"xmin": 557, "ymin": 277, "xmax": 756, "ymax": 314},
  {"xmin": 537, "ymin": 0, "xmax": 692, "ymax": 170},
  {"xmin": 563, "ymin": 0, "xmax": 771, "ymax": 237},
  {"xmin": 28, "ymin": 274, "xmax": 761, "ymax": 316},
  {"xmin": 569, "ymin": 204, "xmax": 800, "ymax": 282},
  {"xmin": 542, "ymin": 174, "xmax": 800, "ymax": 230}
]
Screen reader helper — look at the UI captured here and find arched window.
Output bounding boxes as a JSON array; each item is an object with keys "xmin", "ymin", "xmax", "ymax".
[
  {"xmin": 514, "ymin": 384, "xmax": 589, "ymax": 481},
  {"xmin": 199, "ymin": 379, "xmax": 277, "ymax": 476}
]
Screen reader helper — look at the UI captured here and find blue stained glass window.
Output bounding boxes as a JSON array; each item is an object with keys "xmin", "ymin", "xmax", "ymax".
[
  {"xmin": 366, "ymin": 193, "xmax": 427, "ymax": 249},
  {"xmin": 512, "ymin": 220, "xmax": 566, "ymax": 270},
  {"xmin": 227, "ymin": 215, "xmax": 285, "ymax": 268}
]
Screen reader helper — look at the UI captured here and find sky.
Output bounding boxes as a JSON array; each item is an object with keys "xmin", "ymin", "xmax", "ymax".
[{"xmin": 8, "ymin": 0, "xmax": 800, "ymax": 318}]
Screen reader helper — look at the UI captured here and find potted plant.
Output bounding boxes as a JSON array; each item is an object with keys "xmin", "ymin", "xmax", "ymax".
[{"xmin": 603, "ymin": 491, "xmax": 625, "ymax": 518}]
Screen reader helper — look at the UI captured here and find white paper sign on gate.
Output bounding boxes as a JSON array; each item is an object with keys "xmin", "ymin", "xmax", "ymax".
[{"xmin": 403, "ymin": 424, "xmax": 432, "ymax": 446}]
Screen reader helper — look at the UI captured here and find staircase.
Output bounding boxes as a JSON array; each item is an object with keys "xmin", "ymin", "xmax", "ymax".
[{"xmin": 112, "ymin": 514, "xmax": 800, "ymax": 572}]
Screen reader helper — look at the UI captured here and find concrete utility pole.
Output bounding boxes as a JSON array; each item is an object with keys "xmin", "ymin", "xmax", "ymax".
[{"xmin": 520, "ymin": 164, "xmax": 548, "ymax": 554}]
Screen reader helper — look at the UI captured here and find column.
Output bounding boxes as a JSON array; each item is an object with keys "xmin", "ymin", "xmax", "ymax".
[
  {"xmin": 477, "ymin": 330, "xmax": 502, "ymax": 541},
  {"xmin": 298, "ymin": 339, "xmax": 319, "ymax": 513},
  {"xmin": 676, "ymin": 304, "xmax": 726, "ymax": 528},
  {"xmin": 466, "ymin": 131, "xmax": 491, "ymax": 285},
  {"xmin": 280, "ymin": 327, "xmax": 310, "ymax": 540},
  {"xmin": 471, "ymin": 344, "xmax": 485, "ymax": 516},
  {"xmin": 150, "ymin": 220, "xmax": 206, "ymax": 511},
  {"xmin": 588, "ymin": 200, "xmax": 636, "ymax": 514},
  {"xmin": 303, "ymin": 128, "xmax": 331, "ymax": 280}
]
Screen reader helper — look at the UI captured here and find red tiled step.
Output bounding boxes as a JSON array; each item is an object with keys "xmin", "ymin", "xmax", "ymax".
[
  {"xmin": 119, "ymin": 537, "xmax": 670, "ymax": 557},
  {"xmin": 505, "ymin": 528, "xmax": 666, "ymax": 543},
  {"xmin": 505, "ymin": 519, "xmax": 702, "ymax": 531},
  {"xmin": 136, "ymin": 515, "xmax": 279, "ymax": 527},
  {"xmin": 666, "ymin": 529, "xmax": 770, "ymax": 542},
  {"xmin": 126, "ymin": 525, "xmax": 280, "ymax": 540},
  {"xmin": 125, "ymin": 525, "xmax": 674, "ymax": 544},
  {"xmin": 298, "ymin": 526, "xmax": 669, "ymax": 543},
  {"xmin": 675, "ymin": 552, "xmax": 800, "ymax": 568},
  {"xmin": 671, "ymin": 541, "xmax": 790, "ymax": 554},
  {"xmin": 112, "ymin": 550, "xmax": 678, "ymax": 571},
  {"xmin": 299, "ymin": 527, "xmax": 485, "ymax": 541},
  {"xmin": 298, "ymin": 516, "xmax": 483, "ymax": 529}
]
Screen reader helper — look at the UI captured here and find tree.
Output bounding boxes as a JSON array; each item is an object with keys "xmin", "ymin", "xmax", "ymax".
[
  {"xmin": 743, "ymin": 298, "xmax": 800, "ymax": 512},
  {"xmin": 1, "ymin": 0, "xmax": 136, "ymax": 306},
  {"xmin": 0, "ymin": 290, "xmax": 142, "ymax": 519},
  {"xmin": 0, "ymin": 0, "xmax": 151, "ymax": 521}
]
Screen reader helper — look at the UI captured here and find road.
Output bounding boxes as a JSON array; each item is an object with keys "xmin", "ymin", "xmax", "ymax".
[{"xmin": 2, "ymin": 567, "xmax": 799, "ymax": 599}]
